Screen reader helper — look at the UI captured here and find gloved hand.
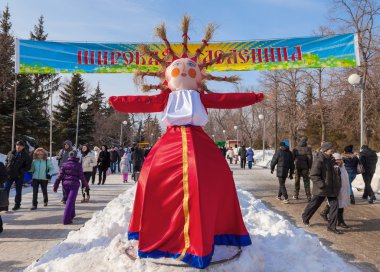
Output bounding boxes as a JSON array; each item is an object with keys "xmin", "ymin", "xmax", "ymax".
[
  {"xmin": 289, "ymin": 174, "xmax": 293, "ymax": 180},
  {"xmin": 53, "ymin": 186, "xmax": 58, "ymax": 193},
  {"xmin": 271, "ymin": 170, "xmax": 274, "ymax": 174}
]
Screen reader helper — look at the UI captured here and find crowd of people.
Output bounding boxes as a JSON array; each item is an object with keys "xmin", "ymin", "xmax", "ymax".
[
  {"xmin": 225, "ymin": 145, "xmax": 255, "ymax": 169},
  {"xmin": 1, "ymin": 136, "xmax": 378, "ymax": 236},
  {"xmin": 269, "ymin": 137, "xmax": 378, "ymax": 234},
  {"xmin": 0, "ymin": 139, "xmax": 152, "ymax": 232}
]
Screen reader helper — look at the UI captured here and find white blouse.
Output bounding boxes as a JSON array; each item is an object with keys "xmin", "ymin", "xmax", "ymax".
[{"xmin": 161, "ymin": 90, "xmax": 208, "ymax": 126}]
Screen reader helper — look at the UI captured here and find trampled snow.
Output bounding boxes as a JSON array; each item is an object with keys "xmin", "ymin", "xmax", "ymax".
[
  {"xmin": 253, "ymin": 149, "xmax": 275, "ymax": 168},
  {"xmin": 25, "ymin": 184, "xmax": 358, "ymax": 272}
]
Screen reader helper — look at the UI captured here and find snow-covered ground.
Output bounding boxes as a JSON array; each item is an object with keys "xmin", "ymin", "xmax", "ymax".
[
  {"xmin": 0, "ymin": 153, "xmax": 5, "ymax": 163},
  {"xmin": 26, "ymin": 184, "xmax": 358, "ymax": 272},
  {"xmin": 352, "ymin": 153, "xmax": 380, "ymax": 194}
]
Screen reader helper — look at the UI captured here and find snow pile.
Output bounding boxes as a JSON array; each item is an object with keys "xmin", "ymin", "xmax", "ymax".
[
  {"xmin": 0, "ymin": 153, "xmax": 5, "ymax": 163},
  {"xmin": 352, "ymin": 153, "xmax": 380, "ymax": 194},
  {"xmin": 254, "ymin": 149, "xmax": 275, "ymax": 168},
  {"xmin": 26, "ymin": 185, "xmax": 358, "ymax": 272}
]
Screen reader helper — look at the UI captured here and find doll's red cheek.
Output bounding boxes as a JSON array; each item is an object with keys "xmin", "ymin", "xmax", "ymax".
[
  {"xmin": 171, "ymin": 68, "xmax": 180, "ymax": 78},
  {"xmin": 188, "ymin": 68, "xmax": 197, "ymax": 78}
]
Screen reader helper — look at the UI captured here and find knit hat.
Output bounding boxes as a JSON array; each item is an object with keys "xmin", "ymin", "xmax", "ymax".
[
  {"xmin": 333, "ymin": 153, "xmax": 342, "ymax": 160},
  {"xmin": 321, "ymin": 142, "xmax": 334, "ymax": 152},
  {"xmin": 69, "ymin": 150, "xmax": 77, "ymax": 158},
  {"xmin": 280, "ymin": 141, "xmax": 286, "ymax": 147},
  {"xmin": 344, "ymin": 145, "xmax": 353, "ymax": 153},
  {"xmin": 16, "ymin": 140, "xmax": 25, "ymax": 146}
]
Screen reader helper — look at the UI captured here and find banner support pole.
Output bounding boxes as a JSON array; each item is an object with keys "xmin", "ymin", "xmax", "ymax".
[
  {"xmin": 11, "ymin": 73, "xmax": 17, "ymax": 149},
  {"xmin": 12, "ymin": 38, "xmax": 20, "ymax": 149}
]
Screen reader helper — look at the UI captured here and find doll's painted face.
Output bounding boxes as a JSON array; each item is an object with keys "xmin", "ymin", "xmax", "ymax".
[{"xmin": 165, "ymin": 58, "xmax": 203, "ymax": 91}]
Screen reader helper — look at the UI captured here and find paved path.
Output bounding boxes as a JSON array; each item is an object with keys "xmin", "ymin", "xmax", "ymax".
[
  {"xmin": 232, "ymin": 163, "xmax": 380, "ymax": 272},
  {"xmin": 1, "ymin": 165, "xmax": 379, "ymax": 272},
  {"xmin": 0, "ymin": 174, "xmax": 134, "ymax": 272}
]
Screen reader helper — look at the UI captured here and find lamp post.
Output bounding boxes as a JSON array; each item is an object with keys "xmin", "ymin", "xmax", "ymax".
[
  {"xmin": 234, "ymin": 125, "xmax": 238, "ymax": 147},
  {"xmin": 348, "ymin": 74, "xmax": 363, "ymax": 147},
  {"xmin": 222, "ymin": 129, "xmax": 226, "ymax": 141},
  {"xmin": 259, "ymin": 114, "xmax": 265, "ymax": 161},
  {"xmin": 75, "ymin": 102, "xmax": 88, "ymax": 148},
  {"xmin": 120, "ymin": 120, "xmax": 128, "ymax": 146},
  {"xmin": 49, "ymin": 90, "xmax": 53, "ymax": 158}
]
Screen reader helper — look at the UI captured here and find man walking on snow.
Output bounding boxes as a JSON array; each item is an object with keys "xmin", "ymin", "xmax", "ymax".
[
  {"xmin": 292, "ymin": 137, "xmax": 313, "ymax": 201},
  {"xmin": 4, "ymin": 140, "xmax": 31, "ymax": 211},
  {"xmin": 302, "ymin": 142, "xmax": 342, "ymax": 234}
]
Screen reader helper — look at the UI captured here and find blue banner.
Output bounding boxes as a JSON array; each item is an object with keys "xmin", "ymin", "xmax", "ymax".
[{"xmin": 16, "ymin": 33, "xmax": 359, "ymax": 74}]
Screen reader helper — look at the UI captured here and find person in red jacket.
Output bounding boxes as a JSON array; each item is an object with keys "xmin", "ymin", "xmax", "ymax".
[{"xmin": 109, "ymin": 17, "xmax": 265, "ymax": 269}]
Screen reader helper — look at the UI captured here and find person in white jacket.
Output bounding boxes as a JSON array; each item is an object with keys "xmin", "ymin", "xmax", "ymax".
[
  {"xmin": 80, "ymin": 144, "xmax": 97, "ymax": 202},
  {"xmin": 91, "ymin": 146, "xmax": 100, "ymax": 185},
  {"xmin": 120, "ymin": 153, "xmax": 129, "ymax": 183}
]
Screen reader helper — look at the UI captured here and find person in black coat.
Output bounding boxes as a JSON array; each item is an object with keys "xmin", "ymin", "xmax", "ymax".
[
  {"xmin": 270, "ymin": 142, "xmax": 294, "ymax": 204},
  {"xmin": 359, "ymin": 145, "xmax": 378, "ymax": 204},
  {"xmin": 0, "ymin": 161, "xmax": 8, "ymax": 233},
  {"xmin": 109, "ymin": 147, "xmax": 120, "ymax": 174},
  {"xmin": 4, "ymin": 141, "xmax": 32, "ymax": 211},
  {"xmin": 97, "ymin": 145, "xmax": 110, "ymax": 185},
  {"xmin": 302, "ymin": 142, "xmax": 343, "ymax": 234},
  {"xmin": 292, "ymin": 137, "xmax": 313, "ymax": 201},
  {"xmin": 342, "ymin": 145, "xmax": 359, "ymax": 204},
  {"xmin": 238, "ymin": 145, "xmax": 247, "ymax": 169},
  {"xmin": 132, "ymin": 145, "xmax": 144, "ymax": 181}
]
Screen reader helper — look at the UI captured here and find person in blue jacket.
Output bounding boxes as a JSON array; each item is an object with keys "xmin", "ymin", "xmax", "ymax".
[
  {"xmin": 246, "ymin": 147, "xmax": 254, "ymax": 169},
  {"xmin": 29, "ymin": 147, "xmax": 55, "ymax": 210}
]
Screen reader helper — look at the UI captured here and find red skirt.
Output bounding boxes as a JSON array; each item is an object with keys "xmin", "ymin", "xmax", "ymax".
[{"xmin": 128, "ymin": 126, "xmax": 251, "ymax": 269}]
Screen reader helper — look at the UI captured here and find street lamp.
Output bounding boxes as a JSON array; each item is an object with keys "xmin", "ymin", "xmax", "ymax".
[
  {"xmin": 234, "ymin": 125, "xmax": 238, "ymax": 147},
  {"xmin": 348, "ymin": 73, "xmax": 364, "ymax": 147},
  {"xmin": 120, "ymin": 120, "xmax": 128, "ymax": 146},
  {"xmin": 222, "ymin": 129, "xmax": 226, "ymax": 141},
  {"xmin": 75, "ymin": 102, "xmax": 88, "ymax": 148},
  {"xmin": 258, "ymin": 114, "xmax": 265, "ymax": 161}
]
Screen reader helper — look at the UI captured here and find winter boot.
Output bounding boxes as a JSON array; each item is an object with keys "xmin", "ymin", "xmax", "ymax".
[
  {"xmin": 320, "ymin": 205, "xmax": 329, "ymax": 222},
  {"xmin": 337, "ymin": 210, "xmax": 350, "ymax": 228},
  {"xmin": 350, "ymin": 195, "xmax": 355, "ymax": 205},
  {"xmin": 292, "ymin": 195, "xmax": 299, "ymax": 200},
  {"xmin": 282, "ymin": 199, "xmax": 290, "ymax": 204},
  {"xmin": 30, "ymin": 206, "xmax": 37, "ymax": 210}
]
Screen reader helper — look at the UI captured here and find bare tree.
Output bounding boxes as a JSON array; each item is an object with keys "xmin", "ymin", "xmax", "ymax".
[{"xmin": 331, "ymin": 0, "xmax": 380, "ymax": 144}]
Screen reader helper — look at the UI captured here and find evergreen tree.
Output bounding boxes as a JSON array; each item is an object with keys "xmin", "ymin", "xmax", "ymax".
[
  {"xmin": 53, "ymin": 74, "xmax": 94, "ymax": 148},
  {"xmin": 88, "ymin": 82, "xmax": 106, "ymax": 115},
  {"xmin": 28, "ymin": 15, "xmax": 60, "ymax": 148},
  {"xmin": 0, "ymin": 5, "xmax": 13, "ymax": 93},
  {"xmin": 0, "ymin": 5, "xmax": 15, "ymax": 152}
]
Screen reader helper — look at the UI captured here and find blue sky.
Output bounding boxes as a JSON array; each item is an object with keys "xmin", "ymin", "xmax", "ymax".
[{"xmin": 2, "ymin": 0, "xmax": 334, "ymax": 97}]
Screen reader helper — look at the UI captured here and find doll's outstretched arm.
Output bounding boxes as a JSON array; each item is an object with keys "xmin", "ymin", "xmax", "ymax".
[
  {"xmin": 200, "ymin": 92, "xmax": 265, "ymax": 109},
  {"xmin": 109, "ymin": 90, "xmax": 170, "ymax": 113}
]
